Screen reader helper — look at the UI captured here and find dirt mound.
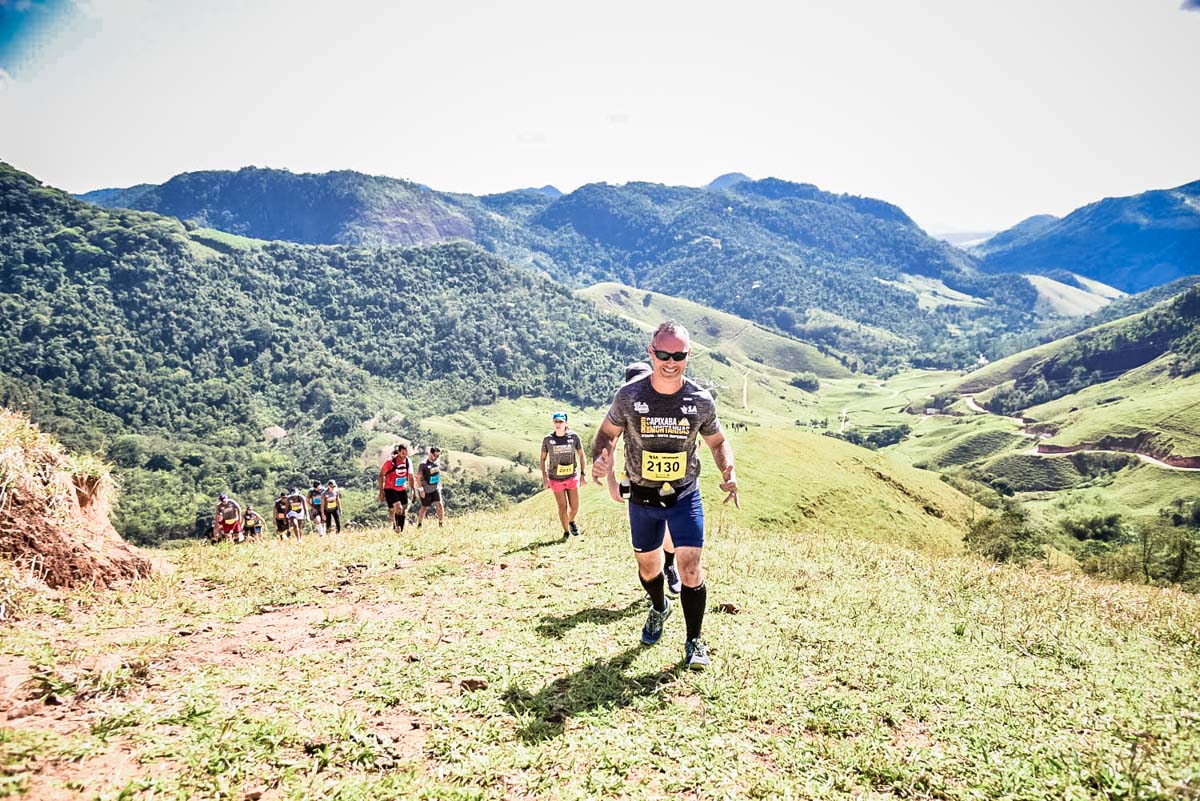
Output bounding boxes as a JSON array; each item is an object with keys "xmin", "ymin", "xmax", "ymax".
[{"xmin": 0, "ymin": 409, "xmax": 150, "ymax": 590}]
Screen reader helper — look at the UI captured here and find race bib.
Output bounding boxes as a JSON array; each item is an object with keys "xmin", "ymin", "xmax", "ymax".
[
  {"xmin": 429, "ymin": 473, "xmax": 440, "ymax": 485},
  {"xmin": 641, "ymin": 450, "xmax": 685, "ymax": 482},
  {"xmin": 327, "ymin": 499, "xmax": 338, "ymax": 509},
  {"xmin": 275, "ymin": 512, "xmax": 285, "ymax": 520},
  {"xmin": 394, "ymin": 476, "xmax": 406, "ymax": 487},
  {"xmin": 223, "ymin": 514, "xmax": 237, "ymax": 523},
  {"xmin": 555, "ymin": 463, "xmax": 574, "ymax": 477},
  {"xmin": 313, "ymin": 497, "xmax": 322, "ymax": 505}
]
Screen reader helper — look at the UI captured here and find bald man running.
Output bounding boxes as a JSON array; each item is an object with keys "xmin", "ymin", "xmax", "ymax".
[{"xmin": 592, "ymin": 321, "xmax": 739, "ymax": 669}]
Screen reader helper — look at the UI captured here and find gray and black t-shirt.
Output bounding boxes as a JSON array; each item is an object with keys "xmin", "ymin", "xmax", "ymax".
[
  {"xmin": 419, "ymin": 459, "xmax": 442, "ymax": 493},
  {"xmin": 605, "ymin": 375, "xmax": 721, "ymax": 490},
  {"xmin": 542, "ymin": 431, "xmax": 582, "ymax": 480}
]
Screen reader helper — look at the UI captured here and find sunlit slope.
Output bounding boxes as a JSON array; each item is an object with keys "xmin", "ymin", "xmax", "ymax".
[
  {"xmin": 1025, "ymin": 274, "xmax": 1120, "ymax": 317},
  {"xmin": 5, "ymin": 493, "xmax": 1197, "ymax": 798},
  {"xmin": 519, "ymin": 426, "xmax": 972, "ymax": 555},
  {"xmin": 578, "ymin": 282, "xmax": 851, "ymax": 378}
]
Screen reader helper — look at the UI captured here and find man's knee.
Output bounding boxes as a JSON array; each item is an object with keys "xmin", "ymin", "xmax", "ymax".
[
  {"xmin": 675, "ymin": 547, "xmax": 704, "ymax": 585},
  {"xmin": 635, "ymin": 550, "xmax": 662, "ymax": 580}
]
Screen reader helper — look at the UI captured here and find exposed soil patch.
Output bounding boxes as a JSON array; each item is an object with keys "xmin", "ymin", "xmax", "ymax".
[{"xmin": 1, "ymin": 411, "xmax": 150, "ymax": 590}]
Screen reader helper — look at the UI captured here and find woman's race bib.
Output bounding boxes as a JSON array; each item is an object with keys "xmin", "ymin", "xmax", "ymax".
[
  {"xmin": 555, "ymin": 463, "xmax": 575, "ymax": 477},
  {"xmin": 641, "ymin": 450, "xmax": 685, "ymax": 482}
]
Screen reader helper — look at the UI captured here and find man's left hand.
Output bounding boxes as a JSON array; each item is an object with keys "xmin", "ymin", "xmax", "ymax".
[{"xmin": 719, "ymin": 465, "xmax": 740, "ymax": 509}]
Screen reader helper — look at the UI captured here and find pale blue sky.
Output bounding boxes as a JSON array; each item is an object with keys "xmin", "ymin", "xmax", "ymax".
[{"xmin": 2, "ymin": 0, "xmax": 1198, "ymax": 231}]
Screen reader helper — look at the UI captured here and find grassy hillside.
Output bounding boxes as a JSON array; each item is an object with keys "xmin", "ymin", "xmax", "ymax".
[
  {"xmin": 1025, "ymin": 274, "xmax": 1117, "ymax": 317},
  {"xmin": 1024, "ymin": 359, "xmax": 1200, "ymax": 458},
  {"xmin": 2, "ymin": 494, "xmax": 1197, "ymax": 798}
]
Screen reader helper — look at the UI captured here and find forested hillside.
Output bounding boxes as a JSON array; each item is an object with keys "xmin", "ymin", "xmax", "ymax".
[
  {"xmin": 978, "ymin": 180, "xmax": 1200, "ymax": 293},
  {"xmin": 2, "ymin": 163, "xmax": 644, "ymax": 542},
  {"xmin": 957, "ymin": 285, "xmax": 1200, "ymax": 415},
  {"xmin": 84, "ymin": 168, "xmax": 1040, "ymax": 372},
  {"xmin": 79, "ymin": 167, "xmax": 476, "ymax": 247}
]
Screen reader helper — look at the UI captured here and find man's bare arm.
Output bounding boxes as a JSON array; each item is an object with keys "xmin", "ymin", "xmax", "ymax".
[
  {"xmin": 591, "ymin": 418, "xmax": 622, "ymax": 483},
  {"xmin": 703, "ymin": 430, "xmax": 740, "ymax": 508}
]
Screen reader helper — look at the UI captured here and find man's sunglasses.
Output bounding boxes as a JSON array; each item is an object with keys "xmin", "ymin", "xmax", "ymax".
[{"xmin": 652, "ymin": 350, "xmax": 690, "ymax": 362}]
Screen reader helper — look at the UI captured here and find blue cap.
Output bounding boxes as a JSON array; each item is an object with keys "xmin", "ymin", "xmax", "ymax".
[{"xmin": 552, "ymin": 411, "xmax": 568, "ymax": 422}]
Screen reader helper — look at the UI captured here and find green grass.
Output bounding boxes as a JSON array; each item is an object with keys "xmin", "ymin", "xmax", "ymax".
[
  {"xmin": 923, "ymin": 429, "xmax": 1026, "ymax": 470},
  {"xmin": 2, "ymin": 492, "xmax": 1198, "ymax": 799},
  {"xmin": 981, "ymin": 453, "xmax": 1084, "ymax": 492}
]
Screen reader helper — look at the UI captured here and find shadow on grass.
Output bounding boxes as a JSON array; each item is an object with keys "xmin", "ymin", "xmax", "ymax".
[
  {"xmin": 502, "ymin": 536, "xmax": 568, "ymax": 556},
  {"xmin": 502, "ymin": 645, "xmax": 683, "ymax": 742},
  {"xmin": 534, "ymin": 600, "xmax": 645, "ymax": 639}
]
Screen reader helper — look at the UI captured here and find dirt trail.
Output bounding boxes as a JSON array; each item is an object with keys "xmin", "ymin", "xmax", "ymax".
[{"xmin": 1025, "ymin": 445, "xmax": 1200, "ymax": 472}]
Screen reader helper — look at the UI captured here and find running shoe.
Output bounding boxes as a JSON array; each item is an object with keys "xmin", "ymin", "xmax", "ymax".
[
  {"xmin": 641, "ymin": 598, "xmax": 672, "ymax": 645},
  {"xmin": 569, "ymin": 521, "xmax": 580, "ymax": 536},
  {"xmin": 562, "ymin": 529, "xmax": 571, "ymax": 541},
  {"xmin": 685, "ymin": 638, "xmax": 711, "ymax": 670},
  {"xmin": 664, "ymin": 563, "xmax": 682, "ymax": 596}
]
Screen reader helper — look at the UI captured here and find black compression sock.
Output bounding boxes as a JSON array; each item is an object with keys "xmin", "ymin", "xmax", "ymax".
[
  {"xmin": 663, "ymin": 550, "xmax": 676, "ymax": 568},
  {"xmin": 680, "ymin": 582, "xmax": 707, "ymax": 640},
  {"xmin": 398, "ymin": 514, "xmax": 405, "ymax": 532},
  {"xmin": 640, "ymin": 572, "xmax": 667, "ymax": 613}
]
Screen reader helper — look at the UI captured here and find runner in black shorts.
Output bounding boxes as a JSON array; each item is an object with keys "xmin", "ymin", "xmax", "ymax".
[
  {"xmin": 273, "ymin": 492, "xmax": 290, "ymax": 539},
  {"xmin": 378, "ymin": 445, "xmax": 414, "ymax": 532},
  {"xmin": 591, "ymin": 321, "xmax": 740, "ymax": 669},
  {"xmin": 417, "ymin": 447, "xmax": 445, "ymax": 528}
]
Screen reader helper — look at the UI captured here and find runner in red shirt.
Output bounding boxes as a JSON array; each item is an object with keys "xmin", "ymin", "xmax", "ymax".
[{"xmin": 378, "ymin": 444, "xmax": 415, "ymax": 532}]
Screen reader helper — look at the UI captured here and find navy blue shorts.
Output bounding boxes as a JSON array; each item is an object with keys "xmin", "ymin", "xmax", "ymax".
[{"xmin": 629, "ymin": 489, "xmax": 704, "ymax": 552}]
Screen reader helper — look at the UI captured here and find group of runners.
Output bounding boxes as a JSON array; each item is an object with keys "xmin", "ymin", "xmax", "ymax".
[
  {"xmin": 377, "ymin": 445, "xmax": 446, "ymax": 532},
  {"xmin": 212, "ymin": 320, "xmax": 737, "ymax": 669},
  {"xmin": 211, "ymin": 443, "xmax": 450, "ymax": 543},
  {"xmin": 210, "ymin": 480, "xmax": 346, "ymax": 543}
]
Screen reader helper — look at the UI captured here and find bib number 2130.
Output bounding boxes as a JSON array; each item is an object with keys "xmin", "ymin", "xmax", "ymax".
[{"xmin": 641, "ymin": 451, "xmax": 684, "ymax": 482}]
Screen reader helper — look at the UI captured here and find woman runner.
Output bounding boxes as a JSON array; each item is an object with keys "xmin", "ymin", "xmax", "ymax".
[{"xmin": 541, "ymin": 411, "xmax": 588, "ymax": 540}]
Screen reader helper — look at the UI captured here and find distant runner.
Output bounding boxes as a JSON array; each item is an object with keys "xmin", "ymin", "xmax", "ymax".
[
  {"xmin": 273, "ymin": 492, "xmax": 291, "ymax": 540},
  {"xmin": 242, "ymin": 506, "xmax": 265, "ymax": 542},
  {"xmin": 323, "ymin": 480, "xmax": 342, "ymax": 534},
  {"xmin": 307, "ymin": 482, "xmax": 327, "ymax": 537},
  {"xmin": 592, "ymin": 321, "xmax": 739, "ymax": 669},
  {"xmin": 378, "ymin": 445, "xmax": 415, "ymax": 532},
  {"xmin": 213, "ymin": 493, "xmax": 243, "ymax": 544},
  {"xmin": 417, "ymin": 447, "xmax": 445, "ymax": 528},
  {"xmin": 286, "ymin": 487, "xmax": 306, "ymax": 541},
  {"xmin": 541, "ymin": 411, "xmax": 588, "ymax": 540}
]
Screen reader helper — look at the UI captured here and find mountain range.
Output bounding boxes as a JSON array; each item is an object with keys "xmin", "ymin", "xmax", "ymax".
[
  {"xmin": 79, "ymin": 168, "xmax": 1038, "ymax": 371},
  {"xmin": 975, "ymin": 181, "xmax": 1200, "ymax": 293}
]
